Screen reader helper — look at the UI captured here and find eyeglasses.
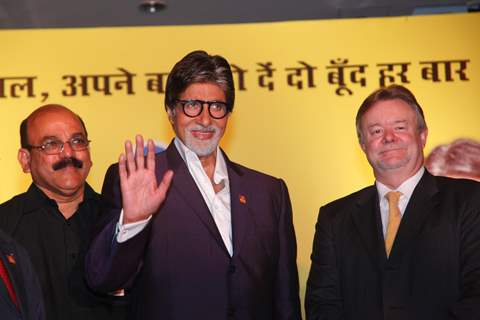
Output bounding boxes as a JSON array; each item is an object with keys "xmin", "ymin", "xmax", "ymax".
[
  {"xmin": 175, "ymin": 99, "xmax": 229, "ymax": 119},
  {"xmin": 27, "ymin": 137, "xmax": 91, "ymax": 155}
]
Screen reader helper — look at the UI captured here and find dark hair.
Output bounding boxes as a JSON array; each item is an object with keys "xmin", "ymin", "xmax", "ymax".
[
  {"xmin": 355, "ymin": 85, "xmax": 427, "ymax": 143},
  {"xmin": 20, "ymin": 104, "xmax": 88, "ymax": 148},
  {"xmin": 164, "ymin": 50, "xmax": 235, "ymax": 113}
]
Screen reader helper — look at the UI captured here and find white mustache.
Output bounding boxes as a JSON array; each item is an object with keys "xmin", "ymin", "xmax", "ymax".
[{"xmin": 188, "ymin": 125, "xmax": 218, "ymax": 133}]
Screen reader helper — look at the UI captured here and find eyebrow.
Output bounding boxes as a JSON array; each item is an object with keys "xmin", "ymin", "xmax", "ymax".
[
  {"xmin": 70, "ymin": 132, "xmax": 86, "ymax": 137},
  {"xmin": 40, "ymin": 132, "xmax": 85, "ymax": 141},
  {"xmin": 367, "ymin": 119, "xmax": 408, "ymax": 129},
  {"xmin": 40, "ymin": 135, "xmax": 59, "ymax": 142},
  {"xmin": 392, "ymin": 120, "xmax": 408, "ymax": 126}
]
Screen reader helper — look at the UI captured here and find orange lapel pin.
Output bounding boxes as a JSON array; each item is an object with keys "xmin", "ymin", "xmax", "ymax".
[
  {"xmin": 239, "ymin": 195, "xmax": 247, "ymax": 204},
  {"xmin": 6, "ymin": 254, "xmax": 16, "ymax": 265}
]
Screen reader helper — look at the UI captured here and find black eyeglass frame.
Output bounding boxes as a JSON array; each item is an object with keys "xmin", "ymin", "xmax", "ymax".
[{"xmin": 175, "ymin": 99, "xmax": 230, "ymax": 119}]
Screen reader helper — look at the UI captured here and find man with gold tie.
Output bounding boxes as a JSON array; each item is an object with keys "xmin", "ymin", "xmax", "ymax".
[{"xmin": 305, "ymin": 85, "xmax": 480, "ymax": 320}]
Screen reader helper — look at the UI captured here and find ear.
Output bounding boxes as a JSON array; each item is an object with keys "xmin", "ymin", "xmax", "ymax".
[
  {"xmin": 359, "ymin": 142, "xmax": 368, "ymax": 155},
  {"xmin": 18, "ymin": 148, "xmax": 32, "ymax": 173},
  {"xmin": 357, "ymin": 126, "xmax": 367, "ymax": 153},
  {"xmin": 420, "ymin": 127, "xmax": 428, "ymax": 148},
  {"xmin": 167, "ymin": 108, "xmax": 175, "ymax": 125},
  {"xmin": 358, "ymin": 135, "xmax": 367, "ymax": 153}
]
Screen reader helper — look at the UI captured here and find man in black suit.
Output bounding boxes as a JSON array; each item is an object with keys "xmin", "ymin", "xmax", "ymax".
[
  {"xmin": 85, "ymin": 50, "xmax": 302, "ymax": 320},
  {"xmin": 0, "ymin": 229, "xmax": 44, "ymax": 319},
  {"xmin": 305, "ymin": 85, "xmax": 480, "ymax": 320}
]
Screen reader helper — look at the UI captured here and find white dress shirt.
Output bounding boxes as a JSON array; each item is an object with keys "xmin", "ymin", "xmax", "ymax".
[
  {"xmin": 116, "ymin": 138, "xmax": 233, "ymax": 256},
  {"xmin": 376, "ymin": 167, "xmax": 425, "ymax": 237}
]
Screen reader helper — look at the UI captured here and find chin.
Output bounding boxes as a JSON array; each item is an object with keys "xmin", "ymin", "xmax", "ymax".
[
  {"xmin": 191, "ymin": 145, "xmax": 217, "ymax": 157},
  {"xmin": 187, "ymin": 138, "xmax": 219, "ymax": 157},
  {"xmin": 377, "ymin": 159, "xmax": 410, "ymax": 171},
  {"xmin": 59, "ymin": 180, "xmax": 84, "ymax": 190}
]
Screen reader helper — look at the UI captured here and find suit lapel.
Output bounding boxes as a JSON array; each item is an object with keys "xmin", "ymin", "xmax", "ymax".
[
  {"xmin": 0, "ymin": 272, "xmax": 15, "ymax": 310},
  {"xmin": 225, "ymin": 157, "xmax": 249, "ymax": 258},
  {"xmin": 0, "ymin": 245, "xmax": 22, "ymax": 315},
  {"xmin": 387, "ymin": 171, "xmax": 439, "ymax": 262},
  {"xmin": 351, "ymin": 186, "xmax": 386, "ymax": 268},
  {"xmin": 164, "ymin": 143, "xmax": 229, "ymax": 256}
]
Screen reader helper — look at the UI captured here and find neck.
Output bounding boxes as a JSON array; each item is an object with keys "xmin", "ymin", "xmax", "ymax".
[
  {"xmin": 376, "ymin": 174, "xmax": 408, "ymax": 190},
  {"xmin": 375, "ymin": 164, "xmax": 423, "ymax": 189},
  {"xmin": 199, "ymin": 150, "xmax": 217, "ymax": 182},
  {"xmin": 36, "ymin": 184, "xmax": 85, "ymax": 219}
]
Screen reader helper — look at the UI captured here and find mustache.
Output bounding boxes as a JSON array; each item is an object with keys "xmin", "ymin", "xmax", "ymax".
[
  {"xmin": 188, "ymin": 124, "xmax": 218, "ymax": 133},
  {"xmin": 52, "ymin": 157, "xmax": 83, "ymax": 171}
]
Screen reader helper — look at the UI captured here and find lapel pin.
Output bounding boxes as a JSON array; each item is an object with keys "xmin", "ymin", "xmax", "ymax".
[
  {"xmin": 239, "ymin": 195, "xmax": 247, "ymax": 204},
  {"xmin": 6, "ymin": 254, "xmax": 16, "ymax": 265}
]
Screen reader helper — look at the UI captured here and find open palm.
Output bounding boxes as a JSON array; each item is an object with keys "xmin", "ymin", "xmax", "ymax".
[{"xmin": 119, "ymin": 135, "xmax": 173, "ymax": 224}]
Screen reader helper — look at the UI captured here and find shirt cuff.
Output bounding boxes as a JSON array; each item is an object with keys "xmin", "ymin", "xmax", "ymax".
[{"xmin": 115, "ymin": 210, "xmax": 152, "ymax": 243}]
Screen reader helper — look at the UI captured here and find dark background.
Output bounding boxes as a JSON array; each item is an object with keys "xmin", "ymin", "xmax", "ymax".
[{"xmin": 1, "ymin": 0, "xmax": 478, "ymax": 29}]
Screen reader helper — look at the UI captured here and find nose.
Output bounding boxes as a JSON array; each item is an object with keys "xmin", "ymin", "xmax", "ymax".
[
  {"xmin": 196, "ymin": 103, "xmax": 212, "ymax": 126},
  {"xmin": 60, "ymin": 141, "xmax": 74, "ymax": 156},
  {"xmin": 383, "ymin": 129, "xmax": 396, "ymax": 143}
]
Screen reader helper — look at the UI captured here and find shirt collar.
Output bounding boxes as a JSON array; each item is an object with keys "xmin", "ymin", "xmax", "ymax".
[
  {"xmin": 173, "ymin": 137, "xmax": 228, "ymax": 185},
  {"xmin": 376, "ymin": 166, "xmax": 425, "ymax": 201},
  {"xmin": 24, "ymin": 182, "xmax": 99, "ymax": 213}
]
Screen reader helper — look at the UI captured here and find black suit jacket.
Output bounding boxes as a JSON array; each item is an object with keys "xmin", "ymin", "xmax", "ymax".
[
  {"xmin": 86, "ymin": 142, "xmax": 301, "ymax": 320},
  {"xmin": 305, "ymin": 170, "xmax": 480, "ymax": 320},
  {"xmin": 0, "ymin": 229, "xmax": 44, "ymax": 320}
]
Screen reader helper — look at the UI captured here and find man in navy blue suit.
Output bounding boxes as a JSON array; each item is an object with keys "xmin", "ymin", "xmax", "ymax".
[{"xmin": 86, "ymin": 50, "xmax": 302, "ymax": 320}]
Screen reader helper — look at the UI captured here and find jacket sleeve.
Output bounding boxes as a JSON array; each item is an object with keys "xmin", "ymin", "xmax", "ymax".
[
  {"xmin": 15, "ymin": 242, "xmax": 46, "ymax": 320},
  {"xmin": 85, "ymin": 163, "xmax": 152, "ymax": 293},
  {"xmin": 305, "ymin": 206, "xmax": 344, "ymax": 320},
  {"xmin": 274, "ymin": 179, "xmax": 302, "ymax": 320},
  {"xmin": 449, "ymin": 184, "xmax": 480, "ymax": 319}
]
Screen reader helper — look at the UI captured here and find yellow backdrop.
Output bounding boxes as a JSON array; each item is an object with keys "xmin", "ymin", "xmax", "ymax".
[{"xmin": 1, "ymin": 12, "xmax": 479, "ymax": 307}]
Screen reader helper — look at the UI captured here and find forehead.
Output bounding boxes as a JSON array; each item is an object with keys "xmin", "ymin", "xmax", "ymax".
[
  {"xmin": 179, "ymin": 82, "xmax": 225, "ymax": 100},
  {"xmin": 28, "ymin": 109, "xmax": 86, "ymax": 142},
  {"xmin": 362, "ymin": 99, "xmax": 416, "ymax": 127}
]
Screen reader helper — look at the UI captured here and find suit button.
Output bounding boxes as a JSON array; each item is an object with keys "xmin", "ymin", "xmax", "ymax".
[{"xmin": 228, "ymin": 265, "xmax": 236, "ymax": 274}]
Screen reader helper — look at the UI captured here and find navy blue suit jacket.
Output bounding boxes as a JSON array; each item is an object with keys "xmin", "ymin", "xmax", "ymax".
[
  {"xmin": 0, "ymin": 229, "xmax": 44, "ymax": 320},
  {"xmin": 86, "ymin": 142, "xmax": 301, "ymax": 320}
]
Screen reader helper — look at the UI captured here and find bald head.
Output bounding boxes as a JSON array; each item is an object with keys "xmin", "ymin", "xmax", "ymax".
[
  {"xmin": 20, "ymin": 104, "xmax": 88, "ymax": 149},
  {"xmin": 17, "ymin": 103, "xmax": 93, "ymax": 201}
]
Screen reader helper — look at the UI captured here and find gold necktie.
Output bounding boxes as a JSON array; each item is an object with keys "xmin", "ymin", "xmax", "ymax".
[{"xmin": 385, "ymin": 191, "xmax": 402, "ymax": 257}]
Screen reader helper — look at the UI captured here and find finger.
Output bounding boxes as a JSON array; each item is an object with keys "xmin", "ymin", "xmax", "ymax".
[
  {"xmin": 118, "ymin": 153, "xmax": 128, "ymax": 188},
  {"xmin": 125, "ymin": 140, "xmax": 136, "ymax": 173},
  {"xmin": 146, "ymin": 139, "xmax": 156, "ymax": 171},
  {"xmin": 156, "ymin": 170, "xmax": 174, "ymax": 201},
  {"xmin": 135, "ymin": 135, "xmax": 145, "ymax": 169}
]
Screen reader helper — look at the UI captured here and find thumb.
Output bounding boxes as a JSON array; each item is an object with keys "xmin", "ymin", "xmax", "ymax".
[{"xmin": 156, "ymin": 170, "xmax": 174, "ymax": 200}]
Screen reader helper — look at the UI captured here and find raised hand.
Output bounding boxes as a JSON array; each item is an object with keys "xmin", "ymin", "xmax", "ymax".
[{"xmin": 119, "ymin": 135, "xmax": 173, "ymax": 224}]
